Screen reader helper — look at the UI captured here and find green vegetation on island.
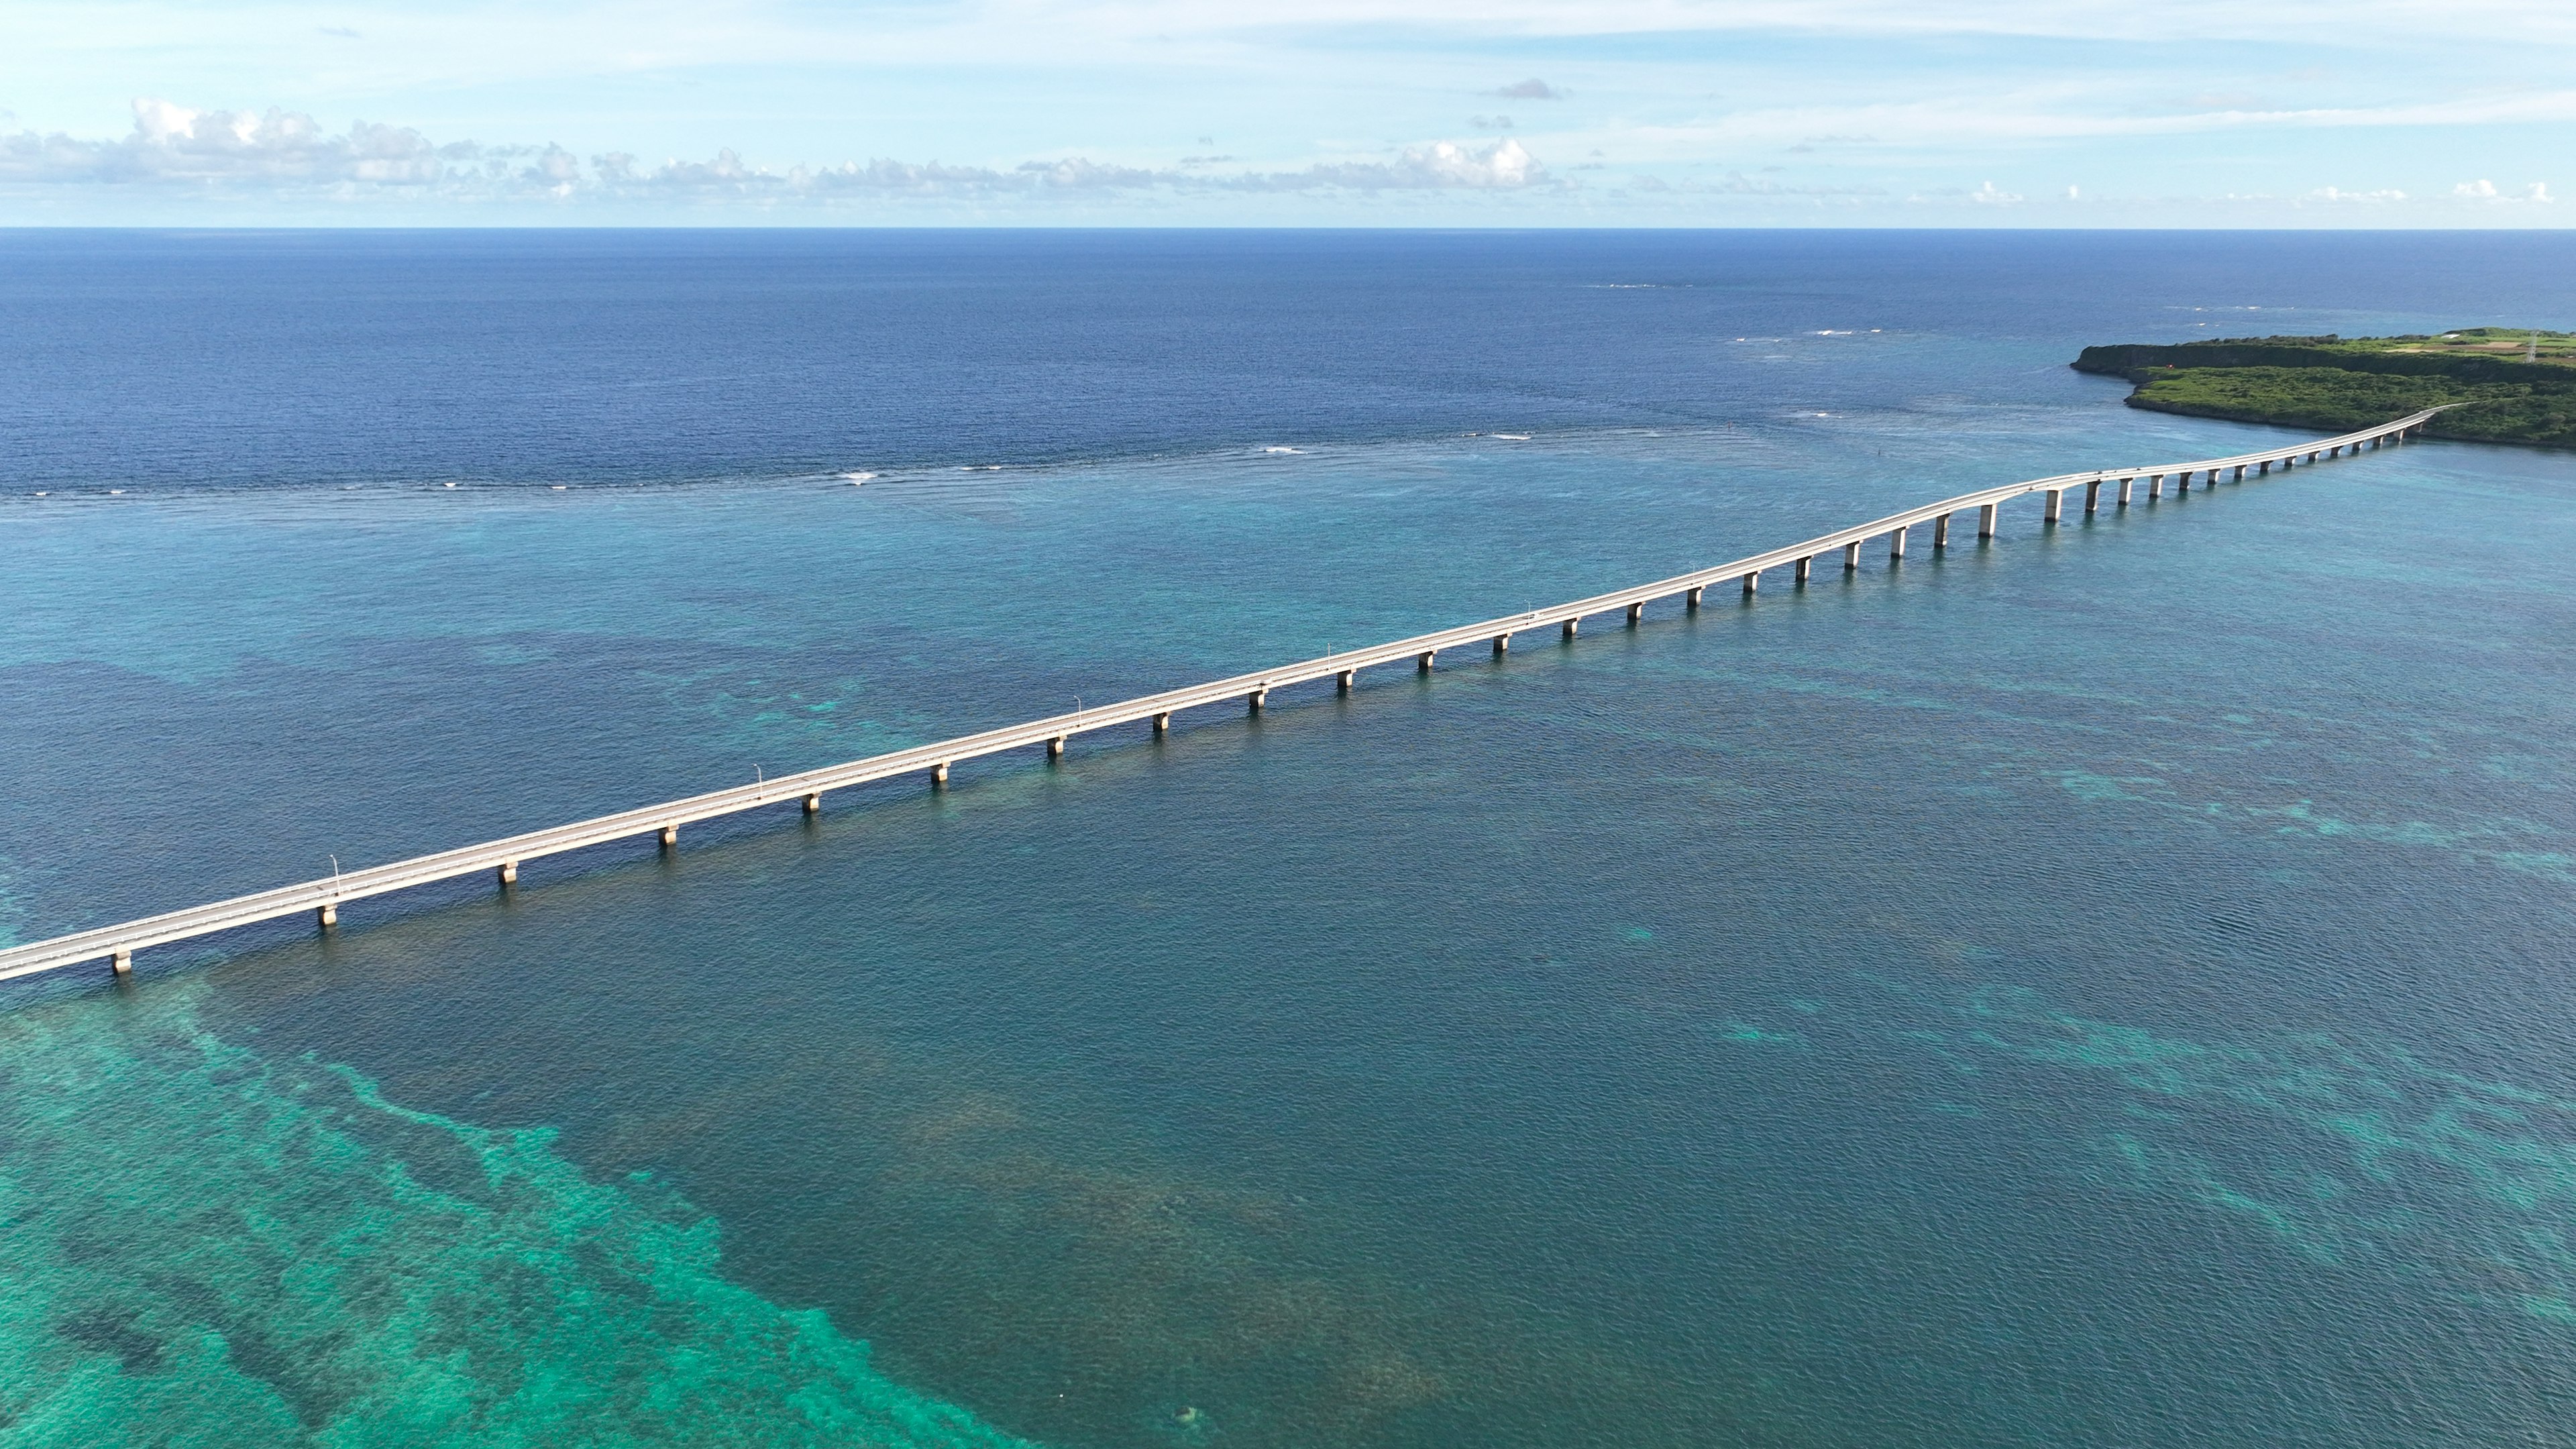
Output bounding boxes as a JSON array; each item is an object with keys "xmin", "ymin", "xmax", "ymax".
[{"xmin": 2071, "ymin": 327, "xmax": 2576, "ymax": 448}]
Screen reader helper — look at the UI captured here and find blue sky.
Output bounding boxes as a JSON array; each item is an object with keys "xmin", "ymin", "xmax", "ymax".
[{"xmin": 1, "ymin": 0, "xmax": 2566, "ymax": 225}]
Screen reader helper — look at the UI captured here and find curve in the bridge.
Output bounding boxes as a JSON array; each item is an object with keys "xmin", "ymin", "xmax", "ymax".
[{"xmin": 0, "ymin": 408, "xmax": 2447, "ymax": 986}]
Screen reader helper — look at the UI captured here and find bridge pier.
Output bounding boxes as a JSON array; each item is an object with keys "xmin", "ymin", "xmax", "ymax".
[
  {"xmin": 1741, "ymin": 571, "xmax": 1759, "ymax": 596},
  {"xmin": 1249, "ymin": 686, "xmax": 1268, "ymax": 712},
  {"xmin": 1686, "ymin": 586, "xmax": 1704, "ymax": 608},
  {"xmin": 112, "ymin": 949, "xmax": 131, "ymax": 975},
  {"xmin": 1935, "ymin": 513, "xmax": 1951, "ymax": 547},
  {"xmin": 1843, "ymin": 541, "xmax": 1862, "ymax": 569},
  {"xmin": 2084, "ymin": 481, "xmax": 2100, "ymax": 514},
  {"xmin": 1795, "ymin": 556, "xmax": 1813, "ymax": 584},
  {"xmin": 2233, "ymin": 465, "xmax": 2245, "ymax": 481},
  {"xmin": 1047, "ymin": 735, "xmax": 1066, "ymax": 759},
  {"xmin": 498, "ymin": 859, "xmax": 519, "ymax": 885},
  {"xmin": 1562, "ymin": 617, "xmax": 1578, "ymax": 638},
  {"xmin": 2258, "ymin": 460, "xmax": 2269, "ymax": 475},
  {"xmin": 1889, "ymin": 526, "xmax": 1907, "ymax": 559},
  {"xmin": 2117, "ymin": 476, "xmax": 2133, "ymax": 506},
  {"xmin": 802, "ymin": 792, "xmax": 821, "ymax": 816},
  {"xmin": 1417, "ymin": 651, "xmax": 1435, "ymax": 672},
  {"xmin": 1337, "ymin": 668, "xmax": 1356, "ymax": 690},
  {"xmin": 1154, "ymin": 710, "xmax": 1171, "ymax": 733},
  {"xmin": 2149, "ymin": 474, "xmax": 2164, "ymax": 498},
  {"xmin": 1978, "ymin": 503, "xmax": 1999, "ymax": 539},
  {"xmin": 659, "ymin": 822, "xmax": 679, "ymax": 847},
  {"xmin": 317, "ymin": 903, "xmax": 337, "ymax": 929},
  {"xmin": 2043, "ymin": 489, "xmax": 2063, "ymax": 523},
  {"xmin": 1626, "ymin": 602, "xmax": 1644, "ymax": 625},
  {"xmin": 1493, "ymin": 634, "xmax": 1509, "ymax": 655},
  {"xmin": 930, "ymin": 763, "xmax": 949, "ymax": 788}
]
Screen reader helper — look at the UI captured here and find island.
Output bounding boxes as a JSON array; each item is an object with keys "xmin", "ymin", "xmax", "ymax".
[{"xmin": 2072, "ymin": 328, "xmax": 2576, "ymax": 448}]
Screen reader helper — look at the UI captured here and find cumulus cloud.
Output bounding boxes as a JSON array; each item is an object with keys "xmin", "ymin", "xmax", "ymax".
[
  {"xmin": 1278, "ymin": 139, "xmax": 1542, "ymax": 190},
  {"xmin": 0, "ymin": 98, "xmax": 582, "ymax": 194},
  {"xmin": 0, "ymin": 101, "xmax": 1547, "ymax": 204},
  {"xmin": 2304, "ymin": 184, "xmax": 2407, "ymax": 202},
  {"xmin": 1492, "ymin": 78, "xmax": 1562, "ymax": 99},
  {"xmin": 1969, "ymin": 179, "xmax": 2021, "ymax": 204},
  {"xmin": 2453, "ymin": 178, "xmax": 2551, "ymax": 201}
]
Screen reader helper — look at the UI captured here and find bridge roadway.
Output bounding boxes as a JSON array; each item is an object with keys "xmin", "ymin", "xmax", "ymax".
[{"xmin": 0, "ymin": 408, "xmax": 2446, "ymax": 985}]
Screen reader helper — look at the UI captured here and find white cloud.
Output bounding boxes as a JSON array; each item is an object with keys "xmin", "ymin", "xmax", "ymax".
[
  {"xmin": 2303, "ymin": 185, "xmax": 2408, "ymax": 203},
  {"xmin": 2453, "ymin": 177, "xmax": 2552, "ymax": 201},
  {"xmin": 0, "ymin": 97, "xmax": 590, "ymax": 194},
  {"xmin": 1287, "ymin": 139, "xmax": 1542, "ymax": 190},
  {"xmin": 1969, "ymin": 179, "xmax": 2021, "ymax": 204}
]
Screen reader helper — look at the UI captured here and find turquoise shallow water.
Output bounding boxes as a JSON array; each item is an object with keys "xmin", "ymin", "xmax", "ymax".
[{"xmin": 3, "ymin": 232, "xmax": 2575, "ymax": 1446}]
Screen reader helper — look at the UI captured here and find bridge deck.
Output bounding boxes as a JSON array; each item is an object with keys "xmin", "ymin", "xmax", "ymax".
[{"xmin": 0, "ymin": 409, "xmax": 2445, "ymax": 985}]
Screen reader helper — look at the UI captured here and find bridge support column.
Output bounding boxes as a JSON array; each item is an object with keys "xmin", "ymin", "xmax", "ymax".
[
  {"xmin": 2177, "ymin": 471, "xmax": 2192, "ymax": 494},
  {"xmin": 317, "ymin": 903, "xmax": 337, "ymax": 929},
  {"xmin": 112, "ymin": 949, "xmax": 131, "ymax": 975},
  {"xmin": 2118, "ymin": 477, "xmax": 2133, "ymax": 506},
  {"xmin": 2084, "ymin": 482, "xmax": 2100, "ymax": 514},
  {"xmin": 802, "ymin": 793, "xmax": 820, "ymax": 816},
  {"xmin": 1935, "ymin": 514, "xmax": 1951, "ymax": 547},
  {"xmin": 659, "ymin": 822, "xmax": 680, "ymax": 846},
  {"xmin": 1978, "ymin": 503, "xmax": 1999, "ymax": 539},
  {"xmin": 498, "ymin": 859, "xmax": 519, "ymax": 885},
  {"xmin": 2258, "ymin": 461, "xmax": 2269, "ymax": 475},
  {"xmin": 1795, "ymin": 556, "xmax": 1812, "ymax": 584},
  {"xmin": 1843, "ymin": 541, "xmax": 1862, "ymax": 569},
  {"xmin": 1416, "ymin": 652, "xmax": 1435, "ymax": 672},
  {"xmin": 2233, "ymin": 465, "xmax": 2245, "ymax": 481},
  {"xmin": 1741, "ymin": 571, "xmax": 1759, "ymax": 596},
  {"xmin": 1493, "ymin": 634, "xmax": 1510, "ymax": 655},
  {"xmin": 1248, "ymin": 687, "xmax": 1268, "ymax": 712},
  {"xmin": 1626, "ymin": 602, "xmax": 1644, "ymax": 625},
  {"xmin": 1047, "ymin": 735, "xmax": 1066, "ymax": 759},
  {"xmin": 1154, "ymin": 710, "xmax": 1171, "ymax": 732},
  {"xmin": 1562, "ymin": 618, "xmax": 1578, "ymax": 638},
  {"xmin": 1889, "ymin": 526, "xmax": 1907, "ymax": 559},
  {"xmin": 2149, "ymin": 474, "xmax": 2163, "ymax": 497},
  {"xmin": 2043, "ymin": 490, "xmax": 2062, "ymax": 523},
  {"xmin": 930, "ymin": 763, "xmax": 949, "ymax": 788},
  {"xmin": 1686, "ymin": 586, "xmax": 1704, "ymax": 608},
  {"xmin": 1337, "ymin": 669, "xmax": 1356, "ymax": 690}
]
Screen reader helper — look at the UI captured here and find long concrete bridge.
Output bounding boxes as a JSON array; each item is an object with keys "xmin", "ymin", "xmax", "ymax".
[{"xmin": 0, "ymin": 409, "xmax": 2445, "ymax": 987}]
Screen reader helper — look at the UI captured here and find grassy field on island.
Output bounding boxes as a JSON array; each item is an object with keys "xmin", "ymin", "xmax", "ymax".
[{"xmin": 2073, "ymin": 329, "xmax": 2576, "ymax": 449}]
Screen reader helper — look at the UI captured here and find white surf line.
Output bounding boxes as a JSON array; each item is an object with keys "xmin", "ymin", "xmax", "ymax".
[{"xmin": 1, "ymin": 409, "xmax": 2447, "ymax": 985}]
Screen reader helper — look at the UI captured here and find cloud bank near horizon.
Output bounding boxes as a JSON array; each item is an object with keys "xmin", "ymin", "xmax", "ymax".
[{"xmin": 0, "ymin": 100, "xmax": 1548, "ymax": 203}]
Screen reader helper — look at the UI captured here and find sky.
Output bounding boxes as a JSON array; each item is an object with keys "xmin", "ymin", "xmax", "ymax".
[{"xmin": 0, "ymin": 0, "xmax": 2566, "ymax": 226}]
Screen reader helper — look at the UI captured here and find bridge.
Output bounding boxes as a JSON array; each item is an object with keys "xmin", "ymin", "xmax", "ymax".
[{"xmin": 0, "ymin": 409, "xmax": 2445, "ymax": 987}]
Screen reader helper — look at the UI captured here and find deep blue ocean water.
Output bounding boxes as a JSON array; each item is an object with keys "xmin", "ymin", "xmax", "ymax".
[{"xmin": 3, "ymin": 229, "xmax": 2574, "ymax": 1447}]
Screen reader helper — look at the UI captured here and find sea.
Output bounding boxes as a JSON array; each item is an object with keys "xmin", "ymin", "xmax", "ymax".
[{"xmin": 2, "ymin": 229, "xmax": 2573, "ymax": 1448}]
